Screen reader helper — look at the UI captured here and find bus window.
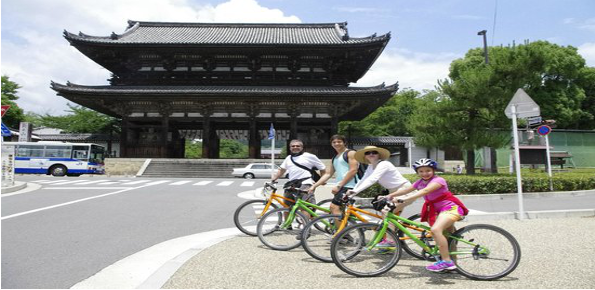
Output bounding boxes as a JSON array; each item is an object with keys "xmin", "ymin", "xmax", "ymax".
[
  {"xmin": 44, "ymin": 146, "xmax": 72, "ymax": 158},
  {"xmin": 73, "ymin": 146, "xmax": 89, "ymax": 160},
  {"xmin": 16, "ymin": 145, "xmax": 44, "ymax": 157}
]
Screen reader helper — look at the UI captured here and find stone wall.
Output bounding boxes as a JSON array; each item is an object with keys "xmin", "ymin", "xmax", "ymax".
[{"xmin": 105, "ymin": 158, "xmax": 147, "ymax": 176}]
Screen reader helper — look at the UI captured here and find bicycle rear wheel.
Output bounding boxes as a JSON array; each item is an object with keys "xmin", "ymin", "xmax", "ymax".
[
  {"xmin": 331, "ymin": 223, "xmax": 402, "ymax": 277},
  {"xmin": 257, "ymin": 207, "xmax": 308, "ymax": 251},
  {"xmin": 233, "ymin": 200, "xmax": 279, "ymax": 236},
  {"xmin": 449, "ymin": 224, "xmax": 521, "ymax": 280},
  {"xmin": 301, "ymin": 214, "xmax": 358, "ymax": 263}
]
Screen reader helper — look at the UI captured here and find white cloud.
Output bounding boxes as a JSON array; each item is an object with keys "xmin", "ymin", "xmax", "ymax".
[
  {"xmin": 578, "ymin": 42, "xmax": 595, "ymax": 67},
  {"xmin": 355, "ymin": 48, "xmax": 458, "ymax": 92},
  {"xmin": 1, "ymin": 0, "xmax": 300, "ymax": 115}
]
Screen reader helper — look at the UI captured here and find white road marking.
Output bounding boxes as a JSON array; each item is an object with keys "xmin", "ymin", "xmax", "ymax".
[
  {"xmin": 36, "ymin": 180, "xmax": 70, "ymax": 184},
  {"xmin": 170, "ymin": 180, "xmax": 192, "ymax": 185},
  {"xmin": 97, "ymin": 182, "xmax": 120, "ymax": 185},
  {"xmin": 48, "ymin": 180, "xmax": 90, "ymax": 185},
  {"xmin": 144, "ymin": 180, "xmax": 171, "ymax": 186},
  {"xmin": 122, "ymin": 180, "xmax": 151, "ymax": 185},
  {"xmin": 75, "ymin": 180, "xmax": 110, "ymax": 185},
  {"xmin": 193, "ymin": 181, "xmax": 213, "ymax": 186},
  {"xmin": 1, "ymin": 185, "xmax": 150, "ymax": 220},
  {"xmin": 44, "ymin": 187, "xmax": 131, "ymax": 190},
  {"xmin": 32, "ymin": 180, "xmax": 56, "ymax": 183},
  {"xmin": 216, "ymin": 181, "xmax": 233, "ymax": 186},
  {"xmin": 240, "ymin": 181, "xmax": 255, "ymax": 187}
]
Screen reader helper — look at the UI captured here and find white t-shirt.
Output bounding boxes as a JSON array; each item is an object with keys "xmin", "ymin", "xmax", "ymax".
[
  {"xmin": 280, "ymin": 153, "xmax": 326, "ymax": 185},
  {"xmin": 352, "ymin": 160, "xmax": 411, "ymax": 194}
]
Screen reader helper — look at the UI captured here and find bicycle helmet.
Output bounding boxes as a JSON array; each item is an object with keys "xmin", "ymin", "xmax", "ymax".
[{"xmin": 413, "ymin": 158, "xmax": 438, "ymax": 171}]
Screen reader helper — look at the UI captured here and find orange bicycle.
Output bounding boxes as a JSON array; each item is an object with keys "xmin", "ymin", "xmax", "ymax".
[
  {"xmin": 233, "ymin": 182, "xmax": 332, "ymax": 236},
  {"xmin": 300, "ymin": 197, "xmax": 431, "ymax": 262}
]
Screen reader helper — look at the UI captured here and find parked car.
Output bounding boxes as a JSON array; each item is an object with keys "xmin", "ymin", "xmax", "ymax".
[{"xmin": 232, "ymin": 163, "xmax": 283, "ymax": 179}]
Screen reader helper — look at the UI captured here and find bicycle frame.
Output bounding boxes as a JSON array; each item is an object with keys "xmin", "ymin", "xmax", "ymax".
[
  {"xmin": 259, "ymin": 192, "xmax": 294, "ymax": 218},
  {"xmin": 281, "ymin": 196, "xmax": 331, "ymax": 228},
  {"xmin": 368, "ymin": 212, "xmax": 488, "ymax": 258},
  {"xmin": 333, "ymin": 205, "xmax": 382, "ymax": 235}
]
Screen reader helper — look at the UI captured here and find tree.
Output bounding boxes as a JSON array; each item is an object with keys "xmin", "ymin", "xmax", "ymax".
[
  {"xmin": 32, "ymin": 104, "xmax": 120, "ymax": 134},
  {"xmin": 339, "ymin": 89, "xmax": 422, "ymax": 137},
  {"xmin": 409, "ymin": 41, "xmax": 594, "ymax": 174},
  {"xmin": 1, "ymin": 75, "xmax": 26, "ymax": 128},
  {"xmin": 576, "ymin": 66, "xmax": 595, "ymax": 129}
]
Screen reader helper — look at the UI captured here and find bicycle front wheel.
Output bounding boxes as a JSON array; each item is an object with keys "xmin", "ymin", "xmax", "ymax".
[
  {"xmin": 301, "ymin": 214, "xmax": 358, "ymax": 263},
  {"xmin": 257, "ymin": 207, "xmax": 308, "ymax": 251},
  {"xmin": 449, "ymin": 224, "xmax": 521, "ymax": 280},
  {"xmin": 331, "ymin": 223, "xmax": 402, "ymax": 277},
  {"xmin": 398, "ymin": 213, "xmax": 432, "ymax": 260},
  {"xmin": 233, "ymin": 200, "xmax": 279, "ymax": 236}
]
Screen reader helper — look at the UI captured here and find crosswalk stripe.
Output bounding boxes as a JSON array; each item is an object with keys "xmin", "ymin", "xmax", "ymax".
[
  {"xmin": 240, "ymin": 181, "xmax": 255, "ymax": 187},
  {"xmin": 38, "ymin": 180, "xmax": 72, "ymax": 184},
  {"xmin": 33, "ymin": 180, "xmax": 54, "ymax": 183},
  {"xmin": 48, "ymin": 180, "xmax": 90, "ymax": 185},
  {"xmin": 144, "ymin": 180, "xmax": 171, "ymax": 186},
  {"xmin": 216, "ymin": 181, "xmax": 234, "ymax": 186},
  {"xmin": 193, "ymin": 181, "xmax": 213, "ymax": 186},
  {"xmin": 76, "ymin": 180, "xmax": 110, "ymax": 185},
  {"xmin": 33, "ymin": 179, "xmax": 62, "ymax": 183},
  {"xmin": 97, "ymin": 182, "xmax": 120, "ymax": 185},
  {"xmin": 122, "ymin": 180, "xmax": 151, "ymax": 185},
  {"xmin": 170, "ymin": 180, "xmax": 192, "ymax": 185}
]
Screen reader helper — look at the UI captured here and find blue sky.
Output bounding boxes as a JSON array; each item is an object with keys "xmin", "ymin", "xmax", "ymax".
[{"xmin": 2, "ymin": 0, "xmax": 594, "ymax": 115}]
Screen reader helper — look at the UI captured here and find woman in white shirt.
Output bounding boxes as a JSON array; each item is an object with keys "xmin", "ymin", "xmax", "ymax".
[
  {"xmin": 347, "ymin": 145, "xmax": 414, "ymax": 247},
  {"xmin": 348, "ymin": 146, "xmax": 411, "ymax": 197}
]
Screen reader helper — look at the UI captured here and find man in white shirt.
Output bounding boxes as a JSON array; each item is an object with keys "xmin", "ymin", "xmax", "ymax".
[{"xmin": 272, "ymin": 139, "xmax": 326, "ymax": 214}]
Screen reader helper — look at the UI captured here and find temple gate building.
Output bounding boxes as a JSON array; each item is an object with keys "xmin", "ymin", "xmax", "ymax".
[{"xmin": 52, "ymin": 21, "xmax": 398, "ymax": 158}]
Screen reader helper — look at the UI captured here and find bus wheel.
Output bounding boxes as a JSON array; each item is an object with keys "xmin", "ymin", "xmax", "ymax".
[{"xmin": 50, "ymin": 165, "xmax": 67, "ymax": 177}]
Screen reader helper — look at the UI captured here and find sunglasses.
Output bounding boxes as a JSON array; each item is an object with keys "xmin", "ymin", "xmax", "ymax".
[{"xmin": 364, "ymin": 151, "xmax": 379, "ymax": 156}]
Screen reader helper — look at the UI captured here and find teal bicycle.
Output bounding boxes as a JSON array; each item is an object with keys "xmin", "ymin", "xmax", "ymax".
[
  {"xmin": 330, "ymin": 200, "xmax": 521, "ymax": 280},
  {"xmin": 256, "ymin": 186, "xmax": 331, "ymax": 251}
]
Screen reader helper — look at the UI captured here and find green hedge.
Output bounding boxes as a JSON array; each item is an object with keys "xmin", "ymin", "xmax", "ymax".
[{"xmin": 357, "ymin": 172, "xmax": 595, "ymax": 197}]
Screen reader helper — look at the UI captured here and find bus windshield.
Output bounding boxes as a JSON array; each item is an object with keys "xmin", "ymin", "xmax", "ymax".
[{"xmin": 90, "ymin": 145, "xmax": 105, "ymax": 164}]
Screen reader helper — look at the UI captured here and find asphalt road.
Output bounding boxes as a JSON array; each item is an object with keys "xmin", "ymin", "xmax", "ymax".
[{"xmin": 1, "ymin": 175, "xmax": 265, "ymax": 289}]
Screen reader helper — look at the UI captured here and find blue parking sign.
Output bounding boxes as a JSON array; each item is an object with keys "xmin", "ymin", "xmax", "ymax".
[{"xmin": 1, "ymin": 122, "xmax": 11, "ymax": 136}]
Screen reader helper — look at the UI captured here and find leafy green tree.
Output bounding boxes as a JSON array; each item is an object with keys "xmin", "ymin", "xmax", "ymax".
[
  {"xmin": 339, "ymin": 89, "xmax": 422, "ymax": 137},
  {"xmin": 219, "ymin": 139, "xmax": 248, "ymax": 158},
  {"xmin": 1, "ymin": 75, "xmax": 26, "ymax": 128},
  {"xmin": 185, "ymin": 140, "xmax": 203, "ymax": 158},
  {"xmin": 33, "ymin": 104, "xmax": 120, "ymax": 134},
  {"xmin": 576, "ymin": 66, "xmax": 595, "ymax": 129},
  {"xmin": 410, "ymin": 41, "xmax": 594, "ymax": 174}
]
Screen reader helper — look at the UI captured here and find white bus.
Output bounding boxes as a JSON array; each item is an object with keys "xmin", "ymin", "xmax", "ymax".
[{"xmin": 4, "ymin": 141, "xmax": 105, "ymax": 176}]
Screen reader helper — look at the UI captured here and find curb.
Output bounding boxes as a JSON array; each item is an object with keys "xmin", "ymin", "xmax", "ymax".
[{"xmin": 1, "ymin": 181, "xmax": 27, "ymax": 194}]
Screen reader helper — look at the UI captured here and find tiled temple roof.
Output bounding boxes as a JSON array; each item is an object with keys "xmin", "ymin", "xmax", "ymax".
[
  {"xmin": 64, "ymin": 21, "xmax": 390, "ymax": 46},
  {"xmin": 51, "ymin": 82, "xmax": 399, "ymax": 96}
]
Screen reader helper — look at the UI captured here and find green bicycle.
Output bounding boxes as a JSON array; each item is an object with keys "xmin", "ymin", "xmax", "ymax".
[
  {"xmin": 330, "ymin": 201, "xmax": 521, "ymax": 280},
  {"xmin": 256, "ymin": 187, "xmax": 331, "ymax": 251}
]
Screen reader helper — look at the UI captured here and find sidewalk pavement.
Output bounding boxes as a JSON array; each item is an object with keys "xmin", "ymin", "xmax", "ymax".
[{"xmin": 70, "ymin": 188, "xmax": 595, "ymax": 289}]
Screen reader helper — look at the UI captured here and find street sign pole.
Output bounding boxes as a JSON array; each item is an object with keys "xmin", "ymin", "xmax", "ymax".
[
  {"xmin": 544, "ymin": 134, "xmax": 553, "ymax": 191},
  {"xmin": 511, "ymin": 105, "xmax": 525, "ymax": 220}
]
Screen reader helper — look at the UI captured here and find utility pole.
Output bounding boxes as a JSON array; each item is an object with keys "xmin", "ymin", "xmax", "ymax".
[{"xmin": 478, "ymin": 30, "xmax": 489, "ymax": 64}]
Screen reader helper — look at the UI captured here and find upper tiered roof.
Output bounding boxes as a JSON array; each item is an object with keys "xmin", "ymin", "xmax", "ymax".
[
  {"xmin": 62, "ymin": 21, "xmax": 391, "ymax": 86},
  {"xmin": 64, "ymin": 21, "xmax": 390, "ymax": 46}
]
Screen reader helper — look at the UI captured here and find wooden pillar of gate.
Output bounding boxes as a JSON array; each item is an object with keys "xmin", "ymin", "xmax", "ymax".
[{"xmin": 201, "ymin": 106, "xmax": 212, "ymax": 158}]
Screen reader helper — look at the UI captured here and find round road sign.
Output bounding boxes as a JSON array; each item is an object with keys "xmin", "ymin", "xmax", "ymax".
[{"xmin": 537, "ymin": 125, "xmax": 552, "ymax": 136}]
